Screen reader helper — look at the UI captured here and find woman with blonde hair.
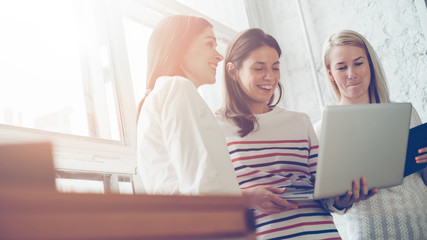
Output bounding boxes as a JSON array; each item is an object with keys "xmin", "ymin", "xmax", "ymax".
[
  {"xmin": 319, "ymin": 29, "xmax": 427, "ymax": 239},
  {"xmin": 322, "ymin": 30, "xmax": 390, "ymax": 104}
]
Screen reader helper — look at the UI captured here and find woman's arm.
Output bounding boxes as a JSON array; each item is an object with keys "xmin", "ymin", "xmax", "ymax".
[
  {"xmin": 241, "ymin": 186, "xmax": 298, "ymax": 214},
  {"xmin": 163, "ymin": 77, "xmax": 240, "ymax": 195}
]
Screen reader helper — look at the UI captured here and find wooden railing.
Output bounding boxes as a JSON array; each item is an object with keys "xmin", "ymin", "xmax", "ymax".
[
  {"xmin": 0, "ymin": 142, "xmax": 255, "ymax": 240},
  {"xmin": 0, "ymin": 188, "xmax": 255, "ymax": 240}
]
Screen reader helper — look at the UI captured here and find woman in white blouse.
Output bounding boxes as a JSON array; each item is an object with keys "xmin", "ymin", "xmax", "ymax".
[{"xmin": 136, "ymin": 15, "xmax": 240, "ymax": 196}]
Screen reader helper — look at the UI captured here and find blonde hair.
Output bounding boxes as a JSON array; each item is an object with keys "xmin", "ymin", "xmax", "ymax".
[{"xmin": 322, "ymin": 30, "xmax": 390, "ymax": 103}]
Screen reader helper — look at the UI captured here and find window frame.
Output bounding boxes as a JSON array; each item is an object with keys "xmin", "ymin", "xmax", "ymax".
[
  {"xmin": 0, "ymin": 0, "xmax": 137, "ymax": 176},
  {"xmin": 0, "ymin": 0, "xmax": 238, "ymax": 189}
]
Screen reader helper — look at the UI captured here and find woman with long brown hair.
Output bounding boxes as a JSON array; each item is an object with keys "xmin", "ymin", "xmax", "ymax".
[
  {"xmin": 215, "ymin": 28, "xmax": 360, "ymax": 239},
  {"xmin": 137, "ymin": 15, "xmax": 240, "ymax": 196}
]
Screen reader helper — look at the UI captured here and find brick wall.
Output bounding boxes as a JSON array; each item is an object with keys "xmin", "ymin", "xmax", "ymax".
[{"xmin": 245, "ymin": 0, "xmax": 427, "ymax": 123}]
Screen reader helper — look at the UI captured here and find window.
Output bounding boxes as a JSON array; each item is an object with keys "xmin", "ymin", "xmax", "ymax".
[
  {"xmin": 0, "ymin": 0, "xmax": 137, "ymax": 189},
  {"xmin": 0, "ymin": 0, "xmax": 247, "ymax": 193},
  {"xmin": 122, "ymin": 0, "xmax": 247, "ymax": 112},
  {"xmin": 0, "ymin": 0, "xmax": 121, "ymax": 140},
  {"xmin": 122, "ymin": 18, "xmax": 153, "ymax": 105}
]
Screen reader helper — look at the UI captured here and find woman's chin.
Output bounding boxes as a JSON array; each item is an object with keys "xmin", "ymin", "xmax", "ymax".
[{"xmin": 204, "ymin": 78, "xmax": 216, "ymax": 85}]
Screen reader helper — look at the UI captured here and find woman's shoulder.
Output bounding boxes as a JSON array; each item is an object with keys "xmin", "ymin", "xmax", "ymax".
[
  {"xmin": 142, "ymin": 76, "xmax": 202, "ymax": 112},
  {"xmin": 214, "ymin": 111, "xmax": 224, "ymax": 120},
  {"xmin": 271, "ymin": 107, "xmax": 311, "ymax": 122},
  {"xmin": 213, "ymin": 112, "xmax": 240, "ymax": 137},
  {"xmin": 155, "ymin": 76, "xmax": 196, "ymax": 91},
  {"xmin": 151, "ymin": 76, "xmax": 199, "ymax": 100},
  {"xmin": 214, "ymin": 111, "xmax": 233, "ymax": 127}
]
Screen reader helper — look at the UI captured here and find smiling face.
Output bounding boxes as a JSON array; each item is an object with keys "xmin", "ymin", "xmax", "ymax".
[
  {"xmin": 327, "ymin": 45, "xmax": 372, "ymax": 105},
  {"xmin": 234, "ymin": 45, "xmax": 280, "ymax": 114},
  {"xmin": 182, "ymin": 27, "xmax": 223, "ymax": 88}
]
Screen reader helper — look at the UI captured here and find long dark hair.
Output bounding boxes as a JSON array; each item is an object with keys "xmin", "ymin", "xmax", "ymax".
[
  {"xmin": 220, "ymin": 28, "xmax": 283, "ymax": 137},
  {"xmin": 137, "ymin": 15, "xmax": 212, "ymax": 121}
]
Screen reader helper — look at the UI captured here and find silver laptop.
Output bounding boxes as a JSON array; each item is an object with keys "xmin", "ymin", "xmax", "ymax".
[{"xmin": 280, "ymin": 103, "xmax": 412, "ymax": 200}]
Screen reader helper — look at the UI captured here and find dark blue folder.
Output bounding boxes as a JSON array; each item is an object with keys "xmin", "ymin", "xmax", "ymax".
[{"xmin": 404, "ymin": 122, "xmax": 427, "ymax": 176}]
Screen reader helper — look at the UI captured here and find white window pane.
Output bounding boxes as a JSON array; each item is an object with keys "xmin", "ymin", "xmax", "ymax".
[
  {"xmin": 122, "ymin": 18, "xmax": 153, "ymax": 105},
  {"xmin": 0, "ymin": 0, "xmax": 121, "ymax": 140},
  {"xmin": 119, "ymin": 181, "xmax": 134, "ymax": 195},
  {"xmin": 56, "ymin": 178, "xmax": 104, "ymax": 194}
]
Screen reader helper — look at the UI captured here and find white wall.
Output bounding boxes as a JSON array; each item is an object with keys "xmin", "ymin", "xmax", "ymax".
[{"xmin": 245, "ymin": 0, "xmax": 427, "ymax": 123}]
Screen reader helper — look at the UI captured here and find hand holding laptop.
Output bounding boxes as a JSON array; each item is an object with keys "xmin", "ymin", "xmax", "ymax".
[
  {"xmin": 242, "ymin": 186, "xmax": 299, "ymax": 214},
  {"xmin": 333, "ymin": 177, "xmax": 379, "ymax": 209},
  {"xmin": 279, "ymin": 177, "xmax": 379, "ymax": 207},
  {"xmin": 279, "ymin": 103, "xmax": 411, "ymax": 201}
]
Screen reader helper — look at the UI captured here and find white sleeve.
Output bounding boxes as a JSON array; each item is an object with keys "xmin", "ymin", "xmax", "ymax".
[
  {"xmin": 313, "ymin": 119, "xmax": 322, "ymax": 138},
  {"xmin": 161, "ymin": 78, "xmax": 240, "ymax": 195},
  {"xmin": 410, "ymin": 106, "xmax": 422, "ymax": 128}
]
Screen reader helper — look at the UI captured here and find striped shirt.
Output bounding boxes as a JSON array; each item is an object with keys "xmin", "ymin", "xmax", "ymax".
[{"xmin": 216, "ymin": 107, "xmax": 340, "ymax": 240}]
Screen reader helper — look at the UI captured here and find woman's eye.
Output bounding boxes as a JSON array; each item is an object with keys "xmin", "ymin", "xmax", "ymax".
[
  {"xmin": 254, "ymin": 68, "xmax": 263, "ymax": 71},
  {"xmin": 355, "ymin": 62, "xmax": 363, "ymax": 66},
  {"xmin": 273, "ymin": 68, "xmax": 280, "ymax": 71},
  {"xmin": 337, "ymin": 66, "xmax": 346, "ymax": 71},
  {"xmin": 207, "ymin": 41, "xmax": 214, "ymax": 48}
]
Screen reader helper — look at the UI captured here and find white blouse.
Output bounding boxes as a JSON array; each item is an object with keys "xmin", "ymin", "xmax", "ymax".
[{"xmin": 137, "ymin": 76, "xmax": 240, "ymax": 196}]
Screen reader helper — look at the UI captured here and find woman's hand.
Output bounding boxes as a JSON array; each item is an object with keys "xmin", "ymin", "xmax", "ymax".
[
  {"xmin": 333, "ymin": 177, "xmax": 379, "ymax": 209},
  {"xmin": 415, "ymin": 147, "xmax": 427, "ymax": 164},
  {"xmin": 242, "ymin": 186, "xmax": 298, "ymax": 214},
  {"xmin": 415, "ymin": 147, "xmax": 427, "ymax": 186}
]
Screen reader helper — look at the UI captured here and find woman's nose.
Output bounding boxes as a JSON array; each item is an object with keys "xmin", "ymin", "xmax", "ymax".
[
  {"xmin": 264, "ymin": 69, "xmax": 275, "ymax": 80},
  {"xmin": 215, "ymin": 49, "xmax": 224, "ymax": 62},
  {"xmin": 347, "ymin": 67, "xmax": 356, "ymax": 78}
]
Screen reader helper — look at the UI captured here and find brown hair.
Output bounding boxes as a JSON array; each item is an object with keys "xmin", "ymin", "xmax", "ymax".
[
  {"xmin": 220, "ymin": 28, "xmax": 283, "ymax": 137},
  {"xmin": 137, "ymin": 15, "xmax": 212, "ymax": 121}
]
